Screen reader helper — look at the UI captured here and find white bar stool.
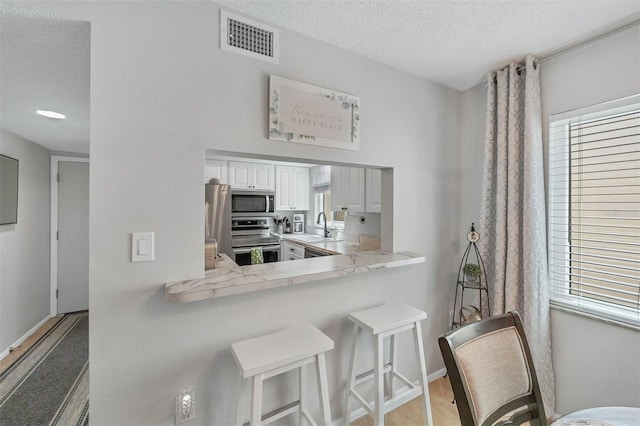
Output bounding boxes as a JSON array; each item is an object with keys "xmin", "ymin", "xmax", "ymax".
[
  {"xmin": 342, "ymin": 303, "xmax": 433, "ymax": 426},
  {"xmin": 232, "ymin": 324, "xmax": 334, "ymax": 426}
]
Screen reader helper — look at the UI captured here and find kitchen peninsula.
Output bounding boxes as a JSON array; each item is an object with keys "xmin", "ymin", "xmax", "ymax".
[{"xmin": 165, "ymin": 249, "xmax": 425, "ymax": 303}]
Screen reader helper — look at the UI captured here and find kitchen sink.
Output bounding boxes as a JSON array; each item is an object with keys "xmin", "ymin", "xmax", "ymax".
[
  {"xmin": 290, "ymin": 234, "xmax": 326, "ymax": 242},
  {"xmin": 290, "ymin": 234, "xmax": 344, "ymax": 243}
]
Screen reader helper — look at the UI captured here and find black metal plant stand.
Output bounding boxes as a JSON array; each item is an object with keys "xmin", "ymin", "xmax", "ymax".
[{"xmin": 451, "ymin": 223, "xmax": 490, "ymax": 329}]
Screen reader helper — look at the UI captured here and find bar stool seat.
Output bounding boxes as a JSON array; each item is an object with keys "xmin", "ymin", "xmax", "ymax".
[
  {"xmin": 342, "ymin": 303, "xmax": 433, "ymax": 426},
  {"xmin": 232, "ymin": 324, "xmax": 334, "ymax": 426}
]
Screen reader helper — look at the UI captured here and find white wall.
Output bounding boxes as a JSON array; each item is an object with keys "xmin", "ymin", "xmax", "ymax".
[
  {"xmin": 458, "ymin": 84, "xmax": 486, "ymax": 241},
  {"xmin": 458, "ymin": 24, "xmax": 640, "ymax": 414},
  {"xmin": 0, "ymin": 128, "xmax": 51, "ymax": 353},
  {"xmin": 32, "ymin": 2, "xmax": 460, "ymax": 424}
]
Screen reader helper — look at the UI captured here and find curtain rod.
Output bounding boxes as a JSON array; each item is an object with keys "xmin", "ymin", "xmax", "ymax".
[{"xmin": 476, "ymin": 17, "xmax": 640, "ymax": 88}]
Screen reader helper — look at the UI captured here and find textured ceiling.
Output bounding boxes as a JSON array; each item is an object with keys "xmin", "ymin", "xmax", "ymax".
[
  {"xmin": 1, "ymin": 1, "xmax": 639, "ymax": 154},
  {"xmin": 220, "ymin": 0, "xmax": 640, "ymax": 90},
  {"xmin": 0, "ymin": 1, "xmax": 90, "ymax": 154}
]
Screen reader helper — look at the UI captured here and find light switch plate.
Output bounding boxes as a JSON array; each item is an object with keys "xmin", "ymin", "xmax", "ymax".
[{"xmin": 131, "ymin": 232, "xmax": 154, "ymax": 262}]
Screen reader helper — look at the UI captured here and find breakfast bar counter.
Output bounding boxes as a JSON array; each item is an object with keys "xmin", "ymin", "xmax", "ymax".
[{"xmin": 165, "ymin": 250, "xmax": 425, "ymax": 303}]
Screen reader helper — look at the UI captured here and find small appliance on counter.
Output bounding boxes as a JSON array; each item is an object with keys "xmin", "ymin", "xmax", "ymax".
[{"xmin": 292, "ymin": 214, "xmax": 304, "ymax": 234}]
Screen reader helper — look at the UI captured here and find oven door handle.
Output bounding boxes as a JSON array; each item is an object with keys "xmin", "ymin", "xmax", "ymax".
[{"xmin": 233, "ymin": 245, "xmax": 281, "ymax": 254}]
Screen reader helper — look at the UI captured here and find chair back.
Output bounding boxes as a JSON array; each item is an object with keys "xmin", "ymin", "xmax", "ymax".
[{"xmin": 438, "ymin": 312, "xmax": 547, "ymax": 426}]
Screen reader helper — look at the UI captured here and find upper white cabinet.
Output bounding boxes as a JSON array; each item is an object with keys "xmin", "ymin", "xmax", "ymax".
[
  {"xmin": 275, "ymin": 166, "xmax": 310, "ymax": 211},
  {"xmin": 365, "ymin": 168, "xmax": 382, "ymax": 213},
  {"xmin": 330, "ymin": 166, "xmax": 365, "ymax": 212},
  {"xmin": 229, "ymin": 161, "xmax": 275, "ymax": 191},
  {"xmin": 204, "ymin": 159, "xmax": 228, "ymax": 184}
]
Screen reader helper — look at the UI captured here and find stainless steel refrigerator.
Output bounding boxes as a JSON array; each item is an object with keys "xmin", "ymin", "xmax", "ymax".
[{"xmin": 205, "ymin": 183, "xmax": 232, "ymax": 258}]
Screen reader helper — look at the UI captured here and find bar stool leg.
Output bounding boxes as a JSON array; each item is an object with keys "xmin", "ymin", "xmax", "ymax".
[
  {"xmin": 316, "ymin": 352, "xmax": 332, "ymax": 426},
  {"xmin": 374, "ymin": 333, "xmax": 385, "ymax": 426},
  {"xmin": 236, "ymin": 377, "xmax": 246, "ymax": 426},
  {"xmin": 299, "ymin": 363, "xmax": 307, "ymax": 425},
  {"xmin": 413, "ymin": 321, "xmax": 433, "ymax": 426},
  {"xmin": 251, "ymin": 373, "xmax": 264, "ymax": 426},
  {"xmin": 388, "ymin": 334, "xmax": 397, "ymax": 400},
  {"xmin": 342, "ymin": 323, "xmax": 360, "ymax": 426}
]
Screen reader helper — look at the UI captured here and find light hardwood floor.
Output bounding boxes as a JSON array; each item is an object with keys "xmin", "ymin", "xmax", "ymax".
[
  {"xmin": 0, "ymin": 315, "xmax": 63, "ymax": 374},
  {"xmin": 350, "ymin": 375, "xmax": 461, "ymax": 426}
]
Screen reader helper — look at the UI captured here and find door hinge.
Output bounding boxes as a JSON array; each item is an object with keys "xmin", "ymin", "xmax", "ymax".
[
  {"xmin": 57, "ymin": 173, "xmax": 60, "ymax": 182},
  {"xmin": 56, "ymin": 289, "xmax": 58, "ymax": 299},
  {"xmin": 56, "ymin": 231, "xmax": 59, "ymax": 241}
]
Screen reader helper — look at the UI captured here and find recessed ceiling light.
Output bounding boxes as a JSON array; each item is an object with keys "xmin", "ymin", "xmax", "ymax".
[{"xmin": 36, "ymin": 110, "xmax": 66, "ymax": 119}]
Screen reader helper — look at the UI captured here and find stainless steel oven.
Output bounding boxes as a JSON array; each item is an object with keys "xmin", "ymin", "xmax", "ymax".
[
  {"xmin": 231, "ymin": 216, "xmax": 280, "ymax": 265},
  {"xmin": 233, "ymin": 245, "xmax": 280, "ymax": 265},
  {"xmin": 231, "ymin": 192, "xmax": 275, "ymax": 214}
]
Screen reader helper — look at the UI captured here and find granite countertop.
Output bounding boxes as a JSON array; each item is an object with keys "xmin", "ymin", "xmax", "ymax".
[{"xmin": 165, "ymin": 249, "xmax": 425, "ymax": 303}]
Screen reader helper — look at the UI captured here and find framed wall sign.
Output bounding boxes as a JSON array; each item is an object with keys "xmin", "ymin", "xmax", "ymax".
[{"xmin": 268, "ymin": 75, "xmax": 360, "ymax": 151}]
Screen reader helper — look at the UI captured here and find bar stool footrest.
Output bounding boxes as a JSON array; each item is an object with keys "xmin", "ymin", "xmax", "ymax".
[
  {"xmin": 354, "ymin": 363, "xmax": 392, "ymax": 385},
  {"xmin": 382, "ymin": 387, "xmax": 423, "ymax": 413},
  {"xmin": 349, "ymin": 389, "xmax": 375, "ymax": 417},
  {"xmin": 390, "ymin": 370, "xmax": 414, "ymax": 389},
  {"xmin": 242, "ymin": 400, "xmax": 300, "ymax": 426},
  {"xmin": 302, "ymin": 408, "xmax": 319, "ymax": 426}
]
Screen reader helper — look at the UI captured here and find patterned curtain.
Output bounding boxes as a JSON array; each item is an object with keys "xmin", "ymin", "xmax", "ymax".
[{"xmin": 479, "ymin": 55, "xmax": 556, "ymax": 416}]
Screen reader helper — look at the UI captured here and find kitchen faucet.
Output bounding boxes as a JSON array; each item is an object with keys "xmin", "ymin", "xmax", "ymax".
[{"xmin": 317, "ymin": 212, "xmax": 330, "ymax": 238}]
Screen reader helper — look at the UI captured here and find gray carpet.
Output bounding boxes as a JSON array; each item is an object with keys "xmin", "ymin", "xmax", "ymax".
[{"xmin": 0, "ymin": 312, "xmax": 89, "ymax": 426}]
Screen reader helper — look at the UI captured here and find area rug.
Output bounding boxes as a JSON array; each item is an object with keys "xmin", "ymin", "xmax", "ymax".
[{"xmin": 0, "ymin": 312, "xmax": 89, "ymax": 425}]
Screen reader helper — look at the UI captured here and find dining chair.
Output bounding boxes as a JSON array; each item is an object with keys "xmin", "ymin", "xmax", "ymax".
[
  {"xmin": 439, "ymin": 311, "xmax": 546, "ymax": 425},
  {"xmin": 438, "ymin": 311, "xmax": 640, "ymax": 426}
]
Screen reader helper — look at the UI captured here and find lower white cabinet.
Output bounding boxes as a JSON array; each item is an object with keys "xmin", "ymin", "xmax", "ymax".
[
  {"xmin": 281, "ymin": 240, "xmax": 305, "ymax": 261},
  {"xmin": 275, "ymin": 166, "xmax": 310, "ymax": 211}
]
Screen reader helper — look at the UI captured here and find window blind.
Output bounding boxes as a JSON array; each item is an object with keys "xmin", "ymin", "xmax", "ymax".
[
  {"xmin": 548, "ymin": 95, "xmax": 640, "ymax": 327},
  {"xmin": 312, "ymin": 166, "xmax": 331, "ymax": 194}
]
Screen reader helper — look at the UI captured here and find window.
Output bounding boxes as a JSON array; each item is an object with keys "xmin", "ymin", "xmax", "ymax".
[
  {"xmin": 548, "ymin": 95, "xmax": 640, "ymax": 327},
  {"xmin": 314, "ymin": 192, "xmax": 345, "ymax": 229},
  {"xmin": 312, "ymin": 165, "xmax": 345, "ymax": 230}
]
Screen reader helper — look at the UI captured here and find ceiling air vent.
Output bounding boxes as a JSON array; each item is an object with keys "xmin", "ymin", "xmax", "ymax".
[{"xmin": 220, "ymin": 10, "xmax": 279, "ymax": 64}]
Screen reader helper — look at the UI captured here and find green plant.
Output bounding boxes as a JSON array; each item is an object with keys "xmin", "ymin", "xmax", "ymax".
[{"xmin": 463, "ymin": 263, "xmax": 481, "ymax": 277}]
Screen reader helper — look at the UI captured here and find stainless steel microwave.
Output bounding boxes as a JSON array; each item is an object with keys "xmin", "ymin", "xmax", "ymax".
[{"xmin": 231, "ymin": 192, "xmax": 275, "ymax": 214}]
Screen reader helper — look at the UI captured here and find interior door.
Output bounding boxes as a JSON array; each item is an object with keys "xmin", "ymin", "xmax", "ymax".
[{"xmin": 57, "ymin": 161, "xmax": 89, "ymax": 313}]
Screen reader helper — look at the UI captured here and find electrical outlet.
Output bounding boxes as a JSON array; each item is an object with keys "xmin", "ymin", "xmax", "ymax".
[{"xmin": 176, "ymin": 390, "xmax": 195, "ymax": 424}]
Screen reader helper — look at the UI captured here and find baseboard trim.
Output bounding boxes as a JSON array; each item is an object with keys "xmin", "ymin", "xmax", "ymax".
[
  {"xmin": 0, "ymin": 315, "xmax": 51, "ymax": 360},
  {"xmin": 428, "ymin": 367, "xmax": 447, "ymax": 382},
  {"xmin": 332, "ymin": 367, "xmax": 448, "ymax": 426}
]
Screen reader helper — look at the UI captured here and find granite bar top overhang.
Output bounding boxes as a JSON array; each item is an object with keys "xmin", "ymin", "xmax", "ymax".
[{"xmin": 165, "ymin": 251, "xmax": 425, "ymax": 303}]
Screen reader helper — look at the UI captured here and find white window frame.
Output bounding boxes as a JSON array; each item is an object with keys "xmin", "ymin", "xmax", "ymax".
[
  {"xmin": 548, "ymin": 94, "xmax": 640, "ymax": 328},
  {"xmin": 313, "ymin": 192, "xmax": 345, "ymax": 230}
]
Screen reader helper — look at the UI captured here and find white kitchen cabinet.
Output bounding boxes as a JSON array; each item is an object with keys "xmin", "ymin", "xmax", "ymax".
[
  {"xmin": 281, "ymin": 240, "xmax": 305, "ymax": 261},
  {"xmin": 365, "ymin": 168, "xmax": 382, "ymax": 213},
  {"xmin": 275, "ymin": 166, "xmax": 310, "ymax": 211},
  {"xmin": 330, "ymin": 166, "xmax": 365, "ymax": 212},
  {"xmin": 228, "ymin": 161, "xmax": 275, "ymax": 191},
  {"xmin": 204, "ymin": 159, "xmax": 227, "ymax": 184}
]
